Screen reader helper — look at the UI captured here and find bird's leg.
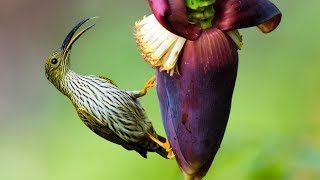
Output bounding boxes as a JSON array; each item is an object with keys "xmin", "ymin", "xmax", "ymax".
[
  {"xmin": 129, "ymin": 76, "xmax": 156, "ymax": 99},
  {"xmin": 147, "ymin": 133, "xmax": 175, "ymax": 159}
]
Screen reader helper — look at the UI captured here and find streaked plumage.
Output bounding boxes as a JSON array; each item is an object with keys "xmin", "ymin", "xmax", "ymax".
[{"xmin": 44, "ymin": 18, "xmax": 171, "ymax": 158}]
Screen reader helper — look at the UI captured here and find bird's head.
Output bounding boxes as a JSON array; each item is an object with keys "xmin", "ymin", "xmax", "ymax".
[{"xmin": 45, "ymin": 18, "xmax": 96, "ymax": 87}]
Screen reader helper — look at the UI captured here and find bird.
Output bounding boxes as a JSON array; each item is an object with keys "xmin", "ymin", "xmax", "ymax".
[{"xmin": 44, "ymin": 17, "xmax": 174, "ymax": 159}]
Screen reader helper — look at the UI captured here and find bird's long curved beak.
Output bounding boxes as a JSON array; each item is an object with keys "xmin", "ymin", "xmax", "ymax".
[{"xmin": 61, "ymin": 17, "xmax": 97, "ymax": 58}]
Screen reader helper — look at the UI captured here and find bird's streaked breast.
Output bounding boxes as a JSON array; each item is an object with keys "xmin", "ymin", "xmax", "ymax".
[{"xmin": 65, "ymin": 72, "xmax": 150, "ymax": 142}]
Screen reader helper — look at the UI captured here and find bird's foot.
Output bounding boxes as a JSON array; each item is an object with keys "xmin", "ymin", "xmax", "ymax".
[
  {"xmin": 148, "ymin": 133, "xmax": 175, "ymax": 159},
  {"xmin": 139, "ymin": 76, "xmax": 156, "ymax": 96},
  {"xmin": 163, "ymin": 138, "xmax": 175, "ymax": 159}
]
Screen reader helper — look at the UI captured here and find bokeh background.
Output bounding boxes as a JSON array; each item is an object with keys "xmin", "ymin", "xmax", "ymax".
[{"xmin": 0, "ymin": 0, "xmax": 319, "ymax": 179}]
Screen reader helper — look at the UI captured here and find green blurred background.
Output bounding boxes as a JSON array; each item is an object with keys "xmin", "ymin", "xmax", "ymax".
[{"xmin": 0, "ymin": 0, "xmax": 319, "ymax": 179}]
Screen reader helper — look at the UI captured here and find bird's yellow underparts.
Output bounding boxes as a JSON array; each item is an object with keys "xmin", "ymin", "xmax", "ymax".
[
  {"xmin": 139, "ymin": 76, "xmax": 156, "ymax": 96},
  {"xmin": 147, "ymin": 133, "xmax": 175, "ymax": 159}
]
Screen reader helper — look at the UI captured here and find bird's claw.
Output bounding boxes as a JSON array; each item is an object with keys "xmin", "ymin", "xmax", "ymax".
[
  {"xmin": 145, "ymin": 76, "xmax": 156, "ymax": 89},
  {"xmin": 167, "ymin": 149, "xmax": 176, "ymax": 159},
  {"xmin": 147, "ymin": 133, "xmax": 175, "ymax": 159},
  {"xmin": 140, "ymin": 76, "xmax": 156, "ymax": 96},
  {"xmin": 163, "ymin": 139, "xmax": 175, "ymax": 159}
]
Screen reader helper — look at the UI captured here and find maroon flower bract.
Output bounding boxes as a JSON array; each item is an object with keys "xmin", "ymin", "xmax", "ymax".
[
  {"xmin": 140, "ymin": 0, "xmax": 281, "ymax": 179},
  {"xmin": 156, "ymin": 28, "xmax": 239, "ymax": 179},
  {"xmin": 149, "ymin": 0, "xmax": 281, "ymax": 39}
]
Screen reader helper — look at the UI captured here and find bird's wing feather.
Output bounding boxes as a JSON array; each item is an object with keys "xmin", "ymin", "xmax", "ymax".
[
  {"xmin": 76, "ymin": 107, "xmax": 148, "ymax": 158},
  {"xmin": 98, "ymin": 75, "xmax": 117, "ymax": 86},
  {"xmin": 98, "ymin": 87, "xmax": 152, "ymax": 142}
]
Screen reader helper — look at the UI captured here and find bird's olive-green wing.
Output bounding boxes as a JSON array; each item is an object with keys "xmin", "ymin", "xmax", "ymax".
[
  {"xmin": 76, "ymin": 107, "xmax": 113, "ymax": 135},
  {"xmin": 76, "ymin": 107, "xmax": 148, "ymax": 158},
  {"xmin": 98, "ymin": 76, "xmax": 117, "ymax": 86}
]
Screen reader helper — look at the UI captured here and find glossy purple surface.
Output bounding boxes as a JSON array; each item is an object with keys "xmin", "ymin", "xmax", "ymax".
[{"xmin": 156, "ymin": 28, "xmax": 238, "ymax": 178}]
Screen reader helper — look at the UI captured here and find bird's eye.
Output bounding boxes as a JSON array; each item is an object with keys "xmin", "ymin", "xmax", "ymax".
[{"xmin": 51, "ymin": 58, "xmax": 58, "ymax": 65}]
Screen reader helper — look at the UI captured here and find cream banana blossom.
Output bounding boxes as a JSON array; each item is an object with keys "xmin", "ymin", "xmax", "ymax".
[{"xmin": 135, "ymin": 14, "xmax": 243, "ymax": 76}]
